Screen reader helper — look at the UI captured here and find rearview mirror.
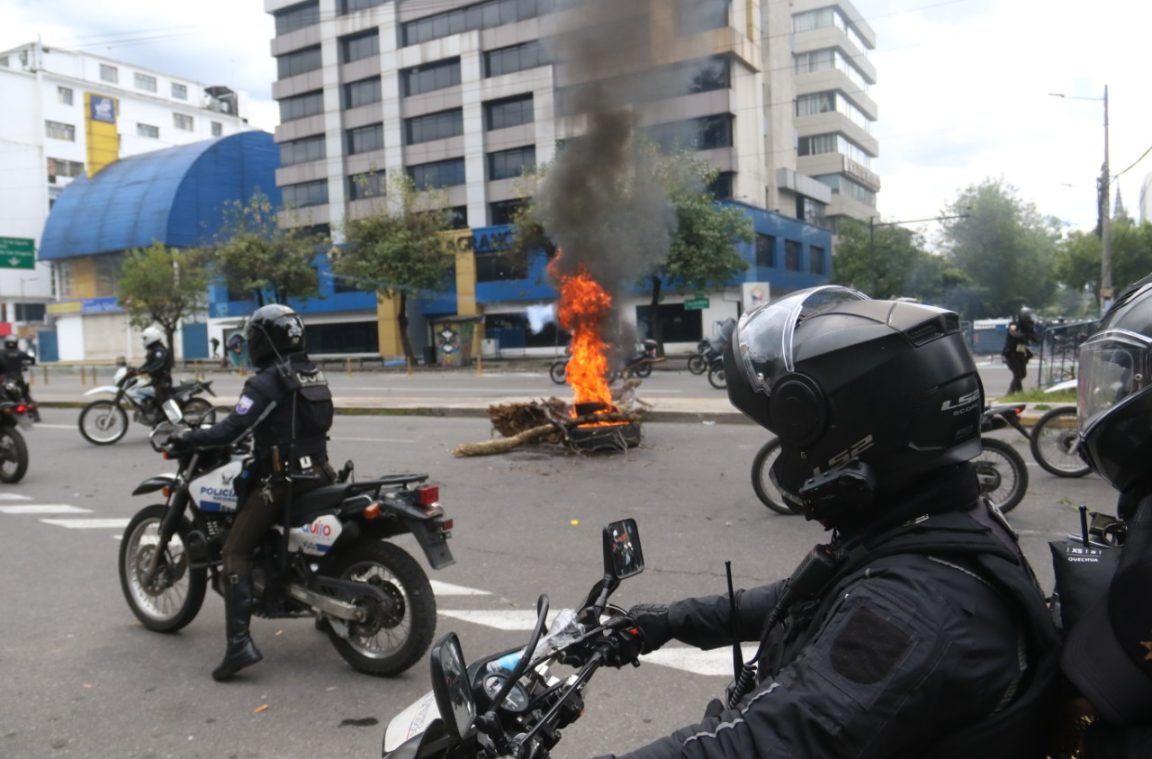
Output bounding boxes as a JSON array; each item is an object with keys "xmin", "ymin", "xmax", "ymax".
[
  {"xmin": 603, "ymin": 519, "xmax": 644, "ymax": 579},
  {"xmin": 162, "ymin": 399, "xmax": 183, "ymax": 424},
  {"xmin": 430, "ymin": 632, "xmax": 476, "ymax": 742}
]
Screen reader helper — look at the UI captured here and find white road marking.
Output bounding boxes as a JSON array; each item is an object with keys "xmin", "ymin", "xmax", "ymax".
[
  {"xmin": 40, "ymin": 518, "xmax": 130, "ymax": 529},
  {"xmin": 439, "ymin": 609, "xmax": 563, "ymax": 630},
  {"xmin": 0, "ymin": 505, "xmax": 92, "ymax": 515},
  {"xmin": 0, "ymin": 493, "xmax": 32, "ymax": 501},
  {"xmin": 640, "ymin": 645, "xmax": 758, "ymax": 677},
  {"xmin": 430, "ymin": 581, "xmax": 491, "ymax": 596},
  {"xmin": 331, "ymin": 436, "xmax": 418, "ymax": 444},
  {"xmin": 30, "ymin": 424, "xmax": 75, "ymax": 430}
]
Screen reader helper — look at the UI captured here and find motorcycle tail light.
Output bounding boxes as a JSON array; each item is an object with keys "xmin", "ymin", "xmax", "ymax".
[
  {"xmin": 15, "ymin": 404, "xmax": 25, "ymax": 414},
  {"xmin": 363, "ymin": 501, "xmax": 381, "ymax": 520},
  {"xmin": 441, "ymin": 518, "xmax": 454, "ymax": 531},
  {"xmin": 417, "ymin": 484, "xmax": 440, "ymax": 508}
]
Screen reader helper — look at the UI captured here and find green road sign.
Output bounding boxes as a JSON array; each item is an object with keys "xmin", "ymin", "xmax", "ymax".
[
  {"xmin": 0, "ymin": 237, "xmax": 35, "ymax": 269},
  {"xmin": 683, "ymin": 295, "xmax": 710, "ymax": 311}
]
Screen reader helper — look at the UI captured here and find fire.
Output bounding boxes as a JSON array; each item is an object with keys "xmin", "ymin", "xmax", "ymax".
[{"xmin": 549, "ymin": 254, "xmax": 613, "ymax": 412}]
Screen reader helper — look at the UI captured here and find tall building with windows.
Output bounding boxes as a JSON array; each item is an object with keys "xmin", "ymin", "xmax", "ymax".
[
  {"xmin": 260, "ymin": 0, "xmax": 874, "ymax": 357},
  {"xmin": 0, "ymin": 41, "xmax": 253, "ymax": 342}
]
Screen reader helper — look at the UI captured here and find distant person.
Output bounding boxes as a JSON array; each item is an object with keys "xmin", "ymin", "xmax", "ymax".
[
  {"xmin": 210, "ymin": 336, "xmax": 220, "ymax": 358},
  {"xmin": 0, "ymin": 338, "xmax": 37, "ymax": 421},
  {"xmin": 227, "ymin": 332, "xmax": 246, "ymax": 370},
  {"xmin": 1001, "ymin": 306, "xmax": 1038, "ymax": 395}
]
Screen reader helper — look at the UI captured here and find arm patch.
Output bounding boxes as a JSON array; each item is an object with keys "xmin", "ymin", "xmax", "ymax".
[
  {"xmin": 829, "ymin": 605, "xmax": 913, "ymax": 684},
  {"xmin": 235, "ymin": 395, "xmax": 255, "ymax": 415}
]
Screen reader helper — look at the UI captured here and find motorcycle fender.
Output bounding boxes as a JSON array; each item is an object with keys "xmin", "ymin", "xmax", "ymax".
[
  {"xmin": 383, "ymin": 691, "xmax": 440, "ymax": 754},
  {"xmin": 403, "ymin": 517, "xmax": 455, "ymax": 570},
  {"xmin": 83, "ymin": 385, "xmax": 120, "ymax": 397},
  {"xmin": 132, "ymin": 474, "xmax": 177, "ymax": 496}
]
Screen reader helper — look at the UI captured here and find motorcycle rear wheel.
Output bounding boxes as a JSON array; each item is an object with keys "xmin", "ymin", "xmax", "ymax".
[
  {"xmin": 321, "ymin": 541, "xmax": 436, "ymax": 677},
  {"xmin": 118, "ymin": 504, "xmax": 207, "ymax": 632},
  {"xmin": 750, "ymin": 438, "xmax": 796, "ymax": 515},
  {"xmin": 687, "ymin": 355, "xmax": 707, "ymax": 375},
  {"xmin": 708, "ymin": 366, "xmax": 727, "ymax": 390},
  {"xmin": 79, "ymin": 400, "xmax": 128, "ymax": 445},
  {"xmin": 549, "ymin": 360, "xmax": 567, "ymax": 385},
  {"xmin": 631, "ymin": 362, "xmax": 653, "ymax": 378},
  {"xmin": 180, "ymin": 397, "xmax": 217, "ymax": 427},
  {"xmin": 0, "ymin": 427, "xmax": 28, "ymax": 483},
  {"xmin": 974, "ymin": 437, "xmax": 1029, "ymax": 514},
  {"xmin": 1029, "ymin": 406, "xmax": 1090, "ymax": 478}
]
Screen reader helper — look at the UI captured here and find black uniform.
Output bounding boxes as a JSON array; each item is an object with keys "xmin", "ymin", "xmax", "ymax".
[
  {"xmin": 1001, "ymin": 320, "xmax": 1036, "ymax": 394},
  {"xmin": 137, "ymin": 343, "xmax": 174, "ymax": 405},
  {"xmin": 614, "ymin": 467, "xmax": 1059, "ymax": 759},
  {"xmin": 0, "ymin": 345, "xmax": 34, "ymax": 397},
  {"xmin": 181, "ymin": 353, "xmax": 334, "ymax": 575}
]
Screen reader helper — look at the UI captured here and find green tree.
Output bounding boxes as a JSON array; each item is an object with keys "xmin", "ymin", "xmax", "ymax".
[
  {"xmin": 1054, "ymin": 229, "xmax": 1100, "ymax": 314},
  {"xmin": 1110, "ymin": 217, "xmax": 1152, "ymax": 296},
  {"xmin": 939, "ymin": 179, "xmax": 1061, "ymax": 319},
  {"xmin": 211, "ymin": 189, "xmax": 323, "ymax": 306},
  {"xmin": 830, "ymin": 219, "xmax": 928, "ymax": 298},
  {"xmin": 118, "ymin": 242, "xmax": 209, "ymax": 349},
  {"xmin": 335, "ymin": 175, "xmax": 456, "ymax": 362}
]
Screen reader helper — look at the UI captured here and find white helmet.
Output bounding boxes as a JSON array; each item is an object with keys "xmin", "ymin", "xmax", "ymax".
[{"xmin": 142, "ymin": 326, "xmax": 164, "ymax": 348}]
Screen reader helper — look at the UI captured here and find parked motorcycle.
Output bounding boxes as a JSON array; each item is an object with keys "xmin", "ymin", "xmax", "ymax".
[
  {"xmin": 686, "ymin": 339, "xmax": 710, "ymax": 375},
  {"xmin": 78, "ymin": 366, "xmax": 217, "ymax": 445},
  {"xmin": 0, "ymin": 380, "xmax": 34, "ymax": 483},
  {"xmin": 1028, "ymin": 406, "xmax": 1090, "ymax": 478},
  {"xmin": 118, "ymin": 411, "xmax": 454, "ymax": 677},
  {"xmin": 751, "ymin": 404, "xmax": 1030, "ymax": 516},
  {"xmin": 549, "ymin": 340, "xmax": 661, "ymax": 385},
  {"xmin": 382, "ymin": 518, "xmax": 645, "ymax": 758}
]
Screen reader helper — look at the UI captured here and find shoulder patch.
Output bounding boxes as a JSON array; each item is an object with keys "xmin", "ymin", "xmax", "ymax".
[{"xmin": 235, "ymin": 395, "xmax": 255, "ymax": 415}]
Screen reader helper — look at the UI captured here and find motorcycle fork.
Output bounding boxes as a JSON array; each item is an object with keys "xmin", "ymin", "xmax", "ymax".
[{"xmin": 142, "ymin": 457, "xmax": 197, "ymax": 586}]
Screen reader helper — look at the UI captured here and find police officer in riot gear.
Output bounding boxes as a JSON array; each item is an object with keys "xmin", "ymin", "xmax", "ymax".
[
  {"xmin": 132, "ymin": 326, "xmax": 174, "ymax": 413},
  {"xmin": 604, "ymin": 287, "xmax": 1059, "ymax": 758},
  {"xmin": 0, "ymin": 338, "xmax": 37, "ymax": 421},
  {"xmin": 1002, "ymin": 306, "xmax": 1038, "ymax": 395},
  {"xmin": 170, "ymin": 304, "xmax": 334, "ymax": 681}
]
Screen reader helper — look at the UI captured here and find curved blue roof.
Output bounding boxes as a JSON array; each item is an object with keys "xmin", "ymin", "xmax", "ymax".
[{"xmin": 39, "ymin": 131, "xmax": 280, "ymax": 260}]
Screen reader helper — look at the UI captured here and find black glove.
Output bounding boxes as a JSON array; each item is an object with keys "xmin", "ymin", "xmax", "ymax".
[
  {"xmin": 167, "ymin": 431, "xmax": 193, "ymax": 454},
  {"xmin": 601, "ymin": 621, "xmax": 645, "ymax": 668},
  {"xmin": 627, "ymin": 603, "xmax": 671, "ymax": 653}
]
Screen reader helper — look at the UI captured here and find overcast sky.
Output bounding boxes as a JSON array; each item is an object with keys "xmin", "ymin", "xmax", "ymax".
[{"xmin": 4, "ymin": 0, "xmax": 1148, "ymax": 239}]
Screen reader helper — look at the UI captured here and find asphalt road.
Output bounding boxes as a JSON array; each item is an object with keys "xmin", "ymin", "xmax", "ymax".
[{"xmin": 0, "ymin": 385, "xmax": 1106, "ymax": 758}]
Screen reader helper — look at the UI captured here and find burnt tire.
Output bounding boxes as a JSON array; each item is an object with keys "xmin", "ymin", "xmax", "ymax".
[
  {"xmin": 321, "ymin": 541, "xmax": 436, "ymax": 677},
  {"xmin": 974, "ymin": 437, "xmax": 1029, "ymax": 514},
  {"xmin": 751, "ymin": 438, "xmax": 796, "ymax": 515},
  {"xmin": 118, "ymin": 504, "xmax": 207, "ymax": 632}
]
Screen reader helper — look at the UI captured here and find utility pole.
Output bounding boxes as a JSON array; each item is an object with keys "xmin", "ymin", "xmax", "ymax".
[{"xmin": 1101, "ymin": 84, "xmax": 1112, "ymax": 312}]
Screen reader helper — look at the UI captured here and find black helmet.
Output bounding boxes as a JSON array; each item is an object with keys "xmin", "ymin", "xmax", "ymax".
[
  {"xmin": 1076, "ymin": 277, "xmax": 1152, "ymax": 493},
  {"xmin": 1018, "ymin": 306, "xmax": 1035, "ymax": 326},
  {"xmin": 3, "ymin": 339, "xmax": 17, "ymax": 350},
  {"xmin": 724, "ymin": 286, "xmax": 983, "ymax": 525},
  {"xmin": 245, "ymin": 304, "xmax": 306, "ymax": 368}
]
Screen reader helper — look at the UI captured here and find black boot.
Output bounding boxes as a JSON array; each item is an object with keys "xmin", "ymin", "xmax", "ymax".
[{"xmin": 212, "ymin": 573, "xmax": 263, "ymax": 682}]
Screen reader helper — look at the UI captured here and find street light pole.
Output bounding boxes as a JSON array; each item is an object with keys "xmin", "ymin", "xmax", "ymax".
[{"xmin": 1101, "ymin": 84, "xmax": 1112, "ymax": 310}]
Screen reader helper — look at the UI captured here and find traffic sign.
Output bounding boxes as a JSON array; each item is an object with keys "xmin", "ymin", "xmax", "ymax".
[
  {"xmin": 683, "ymin": 295, "xmax": 710, "ymax": 311},
  {"xmin": 0, "ymin": 237, "xmax": 35, "ymax": 269}
]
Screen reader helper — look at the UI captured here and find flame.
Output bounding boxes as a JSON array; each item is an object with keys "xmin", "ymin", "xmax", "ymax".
[{"xmin": 549, "ymin": 254, "xmax": 613, "ymax": 412}]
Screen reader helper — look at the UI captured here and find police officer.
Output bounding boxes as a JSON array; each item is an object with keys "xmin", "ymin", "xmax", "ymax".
[
  {"xmin": 132, "ymin": 326, "xmax": 174, "ymax": 412},
  {"xmin": 1002, "ymin": 306, "xmax": 1038, "ymax": 395},
  {"xmin": 604, "ymin": 287, "xmax": 1059, "ymax": 758},
  {"xmin": 1060, "ymin": 275, "xmax": 1152, "ymax": 757},
  {"xmin": 0, "ymin": 338, "xmax": 37, "ymax": 420},
  {"xmin": 170, "ymin": 304, "xmax": 334, "ymax": 681}
]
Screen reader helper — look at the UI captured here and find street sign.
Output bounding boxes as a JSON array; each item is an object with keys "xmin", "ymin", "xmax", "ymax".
[
  {"xmin": 683, "ymin": 295, "xmax": 710, "ymax": 311},
  {"xmin": 0, "ymin": 237, "xmax": 35, "ymax": 269}
]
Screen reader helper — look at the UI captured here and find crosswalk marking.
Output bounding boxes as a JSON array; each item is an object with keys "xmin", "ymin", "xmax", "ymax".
[
  {"xmin": 430, "ymin": 580, "xmax": 491, "ymax": 596},
  {"xmin": 40, "ymin": 518, "xmax": 131, "ymax": 529},
  {"xmin": 0, "ymin": 493, "xmax": 32, "ymax": 501},
  {"xmin": 641, "ymin": 645, "xmax": 759, "ymax": 677},
  {"xmin": 0, "ymin": 505, "xmax": 92, "ymax": 515},
  {"xmin": 439, "ymin": 609, "xmax": 562, "ymax": 630}
]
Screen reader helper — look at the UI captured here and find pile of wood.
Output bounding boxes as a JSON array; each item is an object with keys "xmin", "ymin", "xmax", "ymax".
[{"xmin": 453, "ymin": 396, "xmax": 645, "ymax": 458}]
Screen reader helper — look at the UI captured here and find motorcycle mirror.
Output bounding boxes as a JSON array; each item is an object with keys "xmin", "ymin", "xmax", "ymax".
[
  {"xmin": 603, "ymin": 519, "xmax": 644, "ymax": 580},
  {"xmin": 429, "ymin": 632, "xmax": 477, "ymax": 743},
  {"xmin": 149, "ymin": 422, "xmax": 180, "ymax": 452},
  {"xmin": 162, "ymin": 399, "xmax": 183, "ymax": 424}
]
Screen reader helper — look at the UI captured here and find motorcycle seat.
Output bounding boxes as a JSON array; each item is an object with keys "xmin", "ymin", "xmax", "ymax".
[{"xmin": 290, "ymin": 484, "xmax": 351, "ymax": 524}]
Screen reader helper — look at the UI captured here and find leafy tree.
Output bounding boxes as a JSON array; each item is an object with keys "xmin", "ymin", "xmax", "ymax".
[
  {"xmin": 1054, "ymin": 229, "xmax": 1100, "ymax": 313},
  {"xmin": 1110, "ymin": 218, "xmax": 1152, "ymax": 296},
  {"xmin": 830, "ymin": 219, "xmax": 928, "ymax": 299},
  {"xmin": 118, "ymin": 242, "xmax": 209, "ymax": 350},
  {"xmin": 335, "ymin": 174, "xmax": 456, "ymax": 362},
  {"xmin": 211, "ymin": 189, "xmax": 323, "ymax": 306},
  {"xmin": 938, "ymin": 179, "xmax": 1061, "ymax": 319}
]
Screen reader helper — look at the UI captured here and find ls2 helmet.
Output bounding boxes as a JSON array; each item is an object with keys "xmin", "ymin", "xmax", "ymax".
[
  {"xmin": 245, "ymin": 304, "xmax": 306, "ymax": 368},
  {"xmin": 724, "ymin": 286, "xmax": 984, "ymax": 525},
  {"xmin": 1076, "ymin": 277, "xmax": 1152, "ymax": 493},
  {"xmin": 141, "ymin": 325, "xmax": 164, "ymax": 348}
]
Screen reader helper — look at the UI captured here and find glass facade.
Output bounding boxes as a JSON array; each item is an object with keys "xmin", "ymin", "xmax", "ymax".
[
  {"xmin": 341, "ymin": 30, "xmax": 380, "ymax": 63},
  {"xmin": 646, "ymin": 114, "xmax": 734, "ymax": 152},
  {"xmin": 402, "ymin": 0, "xmax": 558, "ymax": 47},
  {"xmin": 277, "ymin": 46, "xmax": 322, "ymax": 79},
  {"xmin": 280, "ymin": 90, "xmax": 325, "ymax": 121},
  {"xmin": 344, "ymin": 77, "xmax": 382, "ymax": 109},
  {"xmin": 281, "ymin": 134, "xmax": 326, "ymax": 166},
  {"xmin": 484, "ymin": 41, "xmax": 547, "ymax": 77},
  {"xmin": 283, "ymin": 180, "xmax": 329, "ymax": 208},
  {"xmin": 346, "ymin": 123, "xmax": 384, "ymax": 154},
  {"xmin": 401, "ymin": 58, "xmax": 461, "ymax": 96},
  {"xmin": 408, "ymin": 158, "xmax": 466, "ymax": 189},
  {"xmin": 484, "ymin": 94, "xmax": 534, "ymax": 130},
  {"xmin": 275, "ymin": 1, "xmax": 320, "ymax": 34},
  {"xmin": 404, "ymin": 109, "xmax": 465, "ymax": 144},
  {"xmin": 488, "ymin": 146, "xmax": 536, "ymax": 181}
]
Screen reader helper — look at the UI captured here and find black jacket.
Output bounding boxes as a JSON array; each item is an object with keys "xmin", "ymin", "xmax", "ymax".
[
  {"xmin": 137, "ymin": 344, "xmax": 173, "ymax": 386},
  {"xmin": 616, "ymin": 467, "xmax": 1059, "ymax": 759},
  {"xmin": 183, "ymin": 354, "xmax": 333, "ymax": 477},
  {"xmin": 1002, "ymin": 321, "xmax": 1037, "ymax": 359}
]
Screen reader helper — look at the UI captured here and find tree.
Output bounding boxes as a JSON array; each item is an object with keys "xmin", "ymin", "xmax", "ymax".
[
  {"xmin": 118, "ymin": 242, "xmax": 209, "ymax": 350},
  {"xmin": 334, "ymin": 174, "xmax": 456, "ymax": 362},
  {"xmin": 830, "ymin": 219, "xmax": 928, "ymax": 299},
  {"xmin": 211, "ymin": 189, "xmax": 323, "ymax": 306}
]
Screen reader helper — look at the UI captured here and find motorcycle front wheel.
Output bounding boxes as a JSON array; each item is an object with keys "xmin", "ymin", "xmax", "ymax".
[
  {"xmin": 1029, "ymin": 406, "xmax": 1090, "ymax": 478},
  {"xmin": 687, "ymin": 354, "xmax": 707, "ymax": 375},
  {"xmin": 180, "ymin": 398, "xmax": 217, "ymax": 427},
  {"xmin": 750, "ymin": 438, "xmax": 796, "ymax": 515},
  {"xmin": 322, "ymin": 541, "xmax": 436, "ymax": 677},
  {"xmin": 549, "ymin": 360, "xmax": 567, "ymax": 385},
  {"xmin": 79, "ymin": 400, "xmax": 128, "ymax": 445},
  {"xmin": 974, "ymin": 437, "xmax": 1029, "ymax": 514},
  {"xmin": 118, "ymin": 504, "xmax": 207, "ymax": 632},
  {"xmin": 0, "ymin": 427, "xmax": 28, "ymax": 483},
  {"xmin": 631, "ymin": 361, "xmax": 653, "ymax": 378},
  {"xmin": 708, "ymin": 366, "xmax": 727, "ymax": 390}
]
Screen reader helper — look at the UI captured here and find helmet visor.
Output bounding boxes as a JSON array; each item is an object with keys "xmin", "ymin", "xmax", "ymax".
[
  {"xmin": 1078, "ymin": 330, "xmax": 1152, "ymax": 434},
  {"xmin": 735, "ymin": 286, "xmax": 868, "ymax": 395}
]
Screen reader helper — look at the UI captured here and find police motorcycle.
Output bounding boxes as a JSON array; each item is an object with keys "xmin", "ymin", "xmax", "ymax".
[
  {"xmin": 118, "ymin": 401, "xmax": 454, "ymax": 677},
  {"xmin": 382, "ymin": 519, "xmax": 645, "ymax": 758},
  {"xmin": 0, "ymin": 379, "xmax": 34, "ymax": 483},
  {"xmin": 78, "ymin": 366, "xmax": 217, "ymax": 445}
]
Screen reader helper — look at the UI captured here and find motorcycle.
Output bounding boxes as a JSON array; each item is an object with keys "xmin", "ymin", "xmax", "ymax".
[
  {"xmin": 982, "ymin": 401, "xmax": 1089, "ymax": 479},
  {"xmin": 382, "ymin": 518, "xmax": 645, "ymax": 758},
  {"xmin": 118, "ymin": 408, "xmax": 455, "ymax": 677},
  {"xmin": 78, "ymin": 366, "xmax": 217, "ymax": 445},
  {"xmin": 686, "ymin": 339, "xmax": 710, "ymax": 375},
  {"xmin": 751, "ymin": 404, "xmax": 1030, "ymax": 516},
  {"xmin": 549, "ymin": 340, "xmax": 661, "ymax": 385},
  {"xmin": 0, "ymin": 380, "xmax": 34, "ymax": 483}
]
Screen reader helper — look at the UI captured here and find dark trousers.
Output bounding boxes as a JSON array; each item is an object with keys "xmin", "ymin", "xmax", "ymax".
[{"xmin": 1004, "ymin": 353, "xmax": 1028, "ymax": 395}]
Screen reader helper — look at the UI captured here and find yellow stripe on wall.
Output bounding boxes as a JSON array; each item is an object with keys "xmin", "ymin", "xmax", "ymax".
[{"xmin": 84, "ymin": 92, "xmax": 120, "ymax": 177}]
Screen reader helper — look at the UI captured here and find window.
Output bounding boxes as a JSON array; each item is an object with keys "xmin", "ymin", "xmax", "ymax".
[
  {"xmin": 283, "ymin": 180, "xmax": 329, "ymax": 208},
  {"xmin": 344, "ymin": 77, "xmax": 382, "ymax": 109},
  {"xmin": 137, "ymin": 123, "xmax": 159, "ymax": 138},
  {"xmin": 280, "ymin": 90, "xmax": 325, "ymax": 121},
  {"xmin": 476, "ymin": 250, "xmax": 528, "ymax": 282},
  {"xmin": 276, "ymin": 0, "xmax": 321, "ymax": 33},
  {"xmin": 678, "ymin": 0, "xmax": 729, "ymax": 34},
  {"xmin": 635, "ymin": 303, "xmax": 703, "ymax": 343},
  {"xmin": 171, "ymin": 82, "xmax": 188, "ymax": 100},
  {"xmin": 211, "ymin": 121, "xmax": 223, "ymax": 137},
  {"xmin": 784, "ymin": 240, "xmax": 802, "ymax": 271},
  {"xmin": 484, "ymin": 94, "xmax": 533, "ymax": 130},
  {"xmin": 347, "ymin": 171, "xmax": 385, "ymax": 200},
  {"xmin": 798, "ymin": 132, "xmax": 872, "ymax": 168},
  {"xmin": 281, "ymin": 134, "xmax": 326, "ymax": 165},
  {"xmin": 173, "ymin": 113, "xmax": 194, "ymax": 131},
  {"xmin": 340, "ymin": 0, "xmax": 385, "ymax": 13},
  {"xmin": 402, "ymin": 0, "xmax": 558, "ymax": 47},
  {"xmin": 795, "ymin": 92, "xmax": 835, "ymax": 116},
  {"xmin": 447, "ymin": 206, "xmax": 469, "ymax": 229},
  {"xmin": 484, "ymin": 41, "xmax": 546, "ymax": 77},
  {"xmin": 134, "ymin": 72, "xmax": 157, "ymax": 92},
  {"xmin": 556, "ymin": 55, "xmax": 730, "ymax": 116},
  {"xmin": 99, "ymin": 64, "xmax": 118, "ymax": 83},
  {"xmin": 57, "ymin": 86, "xmax": 73, "ymax": 105},
  {"xmin": 488, "ymin": 146, "xmax": 535, "ymax": 181},
  {"xmin": 489, "ymin": 199, "xmax": 524, "ymax": 225},
  {"xmin": 797, "ymin": 196, "xmax": 828, "ymax": 229},
  {"xmin": 794, "ymin": 48, "xmax": 870, "ymax": 92},
  {"xmin": 46, "ymin": 157, "xmax": 84, "ymax": 183},
  {"xmin": 45, "ymin": 120, "xmax": 75, "ymax": 141},
  {"xmin": 755, "ymin": 234, "xmax": 775, "ymax": 268},
  {"xmin": 707, "ymin": 171, "xmax": 734, "ymax": 199},
  {"xmin": 340, "ymin": 30, "xmax": 380, "ymax": 63},
  {"xmin": 404, "ymin": 109, "xmax": 464, "ymax": 145},
  {"xmin": 346, "ymin": 123, "xmax": 384, "ymax": 154},
  {"xmin": 810, "ymin": 245, "xmax": 826, "ymax": 274},
  {"xmin": 277, "ymin": 46, "xmax": 322, "ymax": 78},
  {"xmin": 401, "ymin": 58, "xmax": 461, "ymax": 96},
  {"xmin": 794, "ymin": 7, "xmax": 868, "ymax": 51},
  {"xmin": 408, "ymin": 158, "xmax": 466, "ymax": 189},
  {"xmin": 645, "ymin": 114, "xmax": 734, "ymax": 152}
]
